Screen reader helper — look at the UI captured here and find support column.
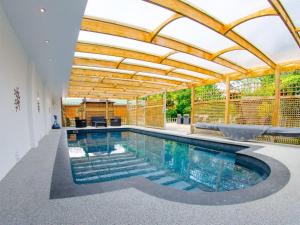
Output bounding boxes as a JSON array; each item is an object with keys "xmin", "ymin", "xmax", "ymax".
[
  {"xmin": 144, "ymin": 96, "xmax": 147, "ymax": 127},
  {"xmin": 190, "ymin": 86, "xmax": 195, "ymax": 134},
  {"xmin": 126, "ymin": 99, "xmax": 129, "ymax": 125},
  {"xmin": 163, "ymin": 91, "xmax": 167, "ymax": 129},
  {"xmin": 105, "ymin": 99, "xmax": 109, "ymax": 126},
  {"xmin": 83, "ymin": 98, "xmax": 86, "ymax": 120},
  {"xmin": 272, "ymin": 66, "xmax": 281, "ymax": 126},
  {"xmin": 224, "ymin": 75, "xmax": 230, "ymax": 124},
  {"xmin": 135, "ymin": 97, "xmax": 138, "ymax": 126}
]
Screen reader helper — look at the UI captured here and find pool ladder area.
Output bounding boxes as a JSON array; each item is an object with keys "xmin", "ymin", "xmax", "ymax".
[{"xmin": 70, "ymin": 152, "xmax": 201, "ymax": 192}]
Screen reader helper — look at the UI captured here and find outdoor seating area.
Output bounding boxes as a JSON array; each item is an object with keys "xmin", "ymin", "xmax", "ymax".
[{"xmin": 1, "ymin": 0, "xmax": 300, "ymax": 224}]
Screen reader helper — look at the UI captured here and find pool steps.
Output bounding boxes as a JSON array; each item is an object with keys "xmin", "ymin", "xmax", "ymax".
[{"xmin": 71, "ymin": 152, "xmax": 201, "ymax": 191}]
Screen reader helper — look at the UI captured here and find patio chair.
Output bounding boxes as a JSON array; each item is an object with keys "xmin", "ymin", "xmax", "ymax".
[
  {"xmin": 91, "ymin": 116, "xmax": 107, "ymax": 127},
  {"xmin": 75, "ymin": 117, "xmax": 87, "ymax": 128},
  {"xmin": 110, "ymin": 117, "xmax": 121, "ymax": 126}
]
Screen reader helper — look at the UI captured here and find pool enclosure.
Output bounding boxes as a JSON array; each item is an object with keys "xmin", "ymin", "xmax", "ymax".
[{"xmin": 64, "ymin": 0, "xmax": 300, "ymax": 144}]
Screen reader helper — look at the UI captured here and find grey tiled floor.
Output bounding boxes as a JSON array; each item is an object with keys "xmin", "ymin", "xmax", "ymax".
[{"xmin": 1, "ymin": 129, "xmax": 300, "ymax": 225}]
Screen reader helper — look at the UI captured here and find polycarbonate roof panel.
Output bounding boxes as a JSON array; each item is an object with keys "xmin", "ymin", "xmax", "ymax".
[
  {"xmin": 221, "ymin": 50, "xmax": 267, "ymax": 68},
  {"xmin": 173, "ymin": 69, "xmax": 213, "ymax": 79},
  {"xmin": 78, "ymin": 31, "xmax": 172, "ymax": 56},
  {"xmin": 123, "ymin": 59, "xmax": 173, "ymax": 70},
  {"xmin": 234, "ymin": 17, "xmax": 300, "ymax": 63},
  {"xmin": 169, "ymin": 52, "xmax": 235, "ymax": 74},
  {"xmin": 84, "ymin": 0, "xmax": 174, "ymax": 31},
  {"xmin": 160, "ymin": 18, "xmax": 235, "ymax": 52},
  {"xmin": 281, "ymin": 0, "xmax": 300, "ymax": 27},
  {"xmin": 74, "ymin": 52, "xmax": 122, "ymax": 61},
  {"xmin": 183, "ymin": 0, "xmax": 271, "ymax": 24}
]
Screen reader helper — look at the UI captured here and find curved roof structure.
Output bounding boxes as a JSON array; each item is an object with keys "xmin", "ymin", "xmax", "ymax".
[{"xmin": 68, "ymin": 0, "xmax": 300, "ymax": 99}]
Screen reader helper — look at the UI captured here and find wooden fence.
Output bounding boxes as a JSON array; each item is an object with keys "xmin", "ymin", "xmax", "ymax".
[{"xmin": 192, "ymin": 74, "xmax": 300, "ymax": 145}]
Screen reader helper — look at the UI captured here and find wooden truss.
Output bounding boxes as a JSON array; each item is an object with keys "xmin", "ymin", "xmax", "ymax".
[{"xmin": 67, "ymin": 0, "xmax": 300, "ymax": 100}]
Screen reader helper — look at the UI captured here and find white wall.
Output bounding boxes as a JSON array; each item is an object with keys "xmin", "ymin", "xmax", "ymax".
[{"xmin": 0, "ymin": 4, "xmax": 60, "ymax": 181}]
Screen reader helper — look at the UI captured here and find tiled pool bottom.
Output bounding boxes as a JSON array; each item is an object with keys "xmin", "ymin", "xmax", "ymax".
[{"xmin": 68, "ymin": 131, "xmax": 268, "ymax": 192}]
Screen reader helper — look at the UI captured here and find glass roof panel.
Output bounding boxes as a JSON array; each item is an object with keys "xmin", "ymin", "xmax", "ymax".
[
  {"xmin": 221, "ymin": 50, "xmax": 267, "ymax": 68},
  {"xmin": 74, "ymin": 52, "xmax": 122, "ymax": 61},
  {"xmin": 182, "ymin": 0, "xmax": 271, "ymax": 24},
  {"xmin": 169, "ymin": 52, "xmax": 235, "ymax": 74},
  {"xmin": 84, "ymin": 0, "xmax": 174, "ymax": 31},
  {"xmin": 234, "ymin": 17, "xmax": 300, "ymax": 63},
  {"xmin": 160, "ymin": 18, "xmax": 235, "ymax": 52},
  {"xmin": 137, "ymin": 72, "xmax": 189, "ymax": 82},
  {"xmin": 123, "ymin": 59, "xmax": 172, "ymax": 70},
  {"xmin": 78, "ymin": 31, "xmax": 172, "ymax": 56},
  {"xmin": 173, "ymin": 69, "xmax": 213, "ymax": 79},
  {"xmin": 281, "ymin": 0, "xmax": 300, "ymax": 27}
]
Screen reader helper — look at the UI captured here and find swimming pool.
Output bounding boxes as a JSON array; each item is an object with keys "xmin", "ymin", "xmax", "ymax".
[{"xmin": 67, "ymin": 130, "xmax": 268, "ymax": 192}]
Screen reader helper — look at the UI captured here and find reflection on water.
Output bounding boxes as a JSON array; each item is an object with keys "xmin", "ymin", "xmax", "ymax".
[{"xmin": 68, "ymin": 131, "xmax": 267, "ymax": 192}]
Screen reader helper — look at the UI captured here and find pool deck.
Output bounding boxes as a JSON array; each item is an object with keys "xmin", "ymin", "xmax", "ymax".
[{"xmin": 1, "ymin": 126, "xmax": 300, "ymax": 225}]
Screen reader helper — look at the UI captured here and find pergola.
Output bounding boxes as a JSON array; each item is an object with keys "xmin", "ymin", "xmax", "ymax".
[{"xmin": 67, "ymin": 0, "xmax": 300, "ymax": 128}]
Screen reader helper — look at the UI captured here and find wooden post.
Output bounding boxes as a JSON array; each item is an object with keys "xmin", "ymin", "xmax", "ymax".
[
  {"xmin": 135, "ymin": 97, "xmax": 138, "ymax": 126},
  {"xmin": 224, "ymin": 75, "xmax": 230, "ymax": 124},
  {"xmin": 272, "ymin": 66, "xmax": 281, "ymax": 126},
  {"xmin": 190, "ymin": 86, "xmax": 195, "ymax": 134},
  {"xmin": 83, "ymin": 98, "xmax": 86, "ymax": 120},
  {"xmin": 144, "ymin": 96, "xmax": 147, "ymax": 127},
  {"xmin": 126, "ymin": 99, "xmax": 129, "ymax": 125},
  {"xmin": 163, "ymin": 91, "xmax": 167, "ymax": 129},
  {"xmin": 105, "ymin": 99, "xmax": 109, "ymax": 126}
]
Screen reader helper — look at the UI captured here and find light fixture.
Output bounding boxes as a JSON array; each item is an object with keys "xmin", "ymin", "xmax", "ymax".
[
  {"xmin": 40, "ymin": 8, "xmax": 46, "ymax": 13},
  {"xmin": 45, "ymin": 40, "xmax": 49, "ymax": 44}
]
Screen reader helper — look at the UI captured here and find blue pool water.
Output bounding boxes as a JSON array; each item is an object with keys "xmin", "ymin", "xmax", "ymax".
[{"xmin": 67, "ymin": 131, "xmax": 268, "ymax": 192}]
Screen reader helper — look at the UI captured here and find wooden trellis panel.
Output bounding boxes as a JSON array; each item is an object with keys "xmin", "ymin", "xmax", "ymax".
[
  {"xmin": 127, "ymin": 101, "xmax": 137, "ymax": 125},
  {"xmin": 145, "ymin": 96, "xmax": 164, "ymax": 129},
  {"xmin": 192, "ymin": 75, "xmax": 300, "ymax": 145},
  {"xmin": 194, "ymin": 101, "xmax": 225, "ymax": 123},
  {"xmin": 127, "ymin": 96, "xmax": 165, "ymax": 128},
  {"xmin": 193, "ymin": 83, "xmax": 225, "ymax": 124}
]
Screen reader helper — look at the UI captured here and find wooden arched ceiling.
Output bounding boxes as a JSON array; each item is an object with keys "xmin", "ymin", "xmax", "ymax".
[{"xmin": 68, "ymin": 0, "xmax": 300, "ymax": 100}]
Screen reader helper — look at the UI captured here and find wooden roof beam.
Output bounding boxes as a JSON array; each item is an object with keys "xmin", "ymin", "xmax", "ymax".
[
  {"xmin": 76, "ymin": 42, "xmax": 223, "ymax": 79},
  {"xmin": 73, "ymin": 57, "xmax": 204, "ymax": 83},
  {"xmin": 210, "ymin": 45, "xmax": 244, "ymax": 60},
  {"xmin": 68, "ymin": 80, "xmax": 167, "ymax": 91},
  {"xmin": 70, "ymin": 75, "xmax": 181, "ymax": 90},
  {"xmin": 81, "ymin": 17, "xmax": 247, "ymax": 73},
  {"xmin": 148, "ymin": 13, "xmax": 183, "ymax": 42},
  {"xmin": 68, "ymin": 93, "xmax": 138, "ymax": 100},
  {"xmin": 68, "ymin": 85, "xmax": 155, "ymax": 94},
  {"xmin": 227, "ymin": 59, "xmax": 300, "ymax": 80},
  {"xmin": 268, "ymin": 0, "xmax": 300, "ymax": 48},
  {"xmin": 71, "ymin": 68, "xmax": 186, "ymax": 85},
  {"xmin": 223, "ymin": 7, "xmax": 278, "ymax": 34},
  {"xmin": 144, "ymin": 0, "xmax": 276, "ymax": 69}
]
